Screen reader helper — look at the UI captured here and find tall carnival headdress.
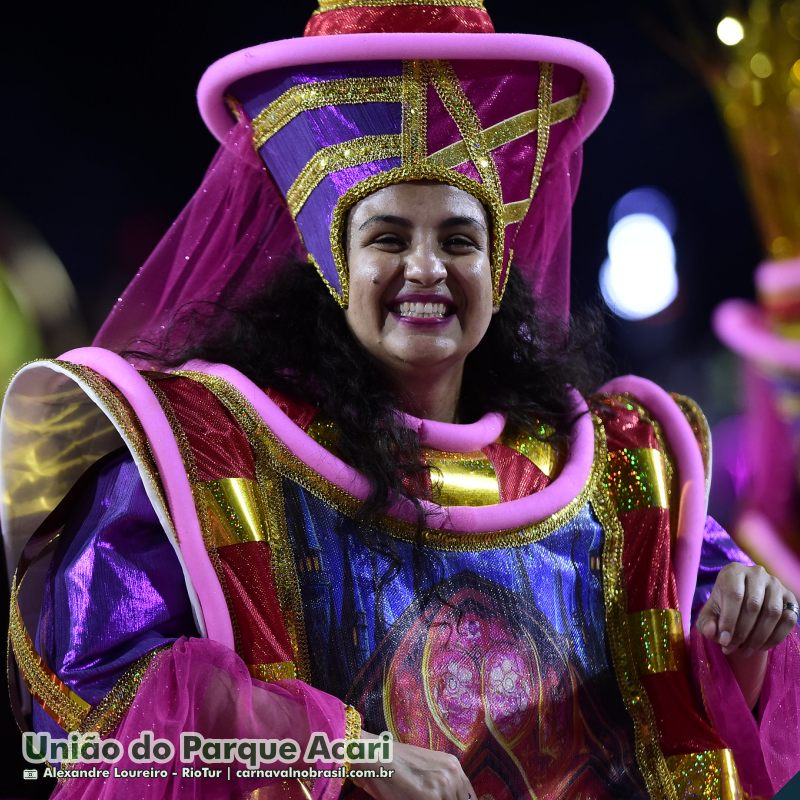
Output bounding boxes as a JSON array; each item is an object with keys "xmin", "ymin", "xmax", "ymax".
[{"xmin": 96, "ymin": 0, "xmax": 613, "ymax": 351}]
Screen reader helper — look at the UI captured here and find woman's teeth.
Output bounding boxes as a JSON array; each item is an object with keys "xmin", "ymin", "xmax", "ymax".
[{"xmin": 397, "ymin": 301, "xmax": 449, "ymax": 318}]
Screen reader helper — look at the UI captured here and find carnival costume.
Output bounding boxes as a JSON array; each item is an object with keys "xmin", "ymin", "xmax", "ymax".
[
  {"xmin": 3, "ymin": 2, "xmax": 799, "ymax": 798},
  {"xmin": 713, "ymin": 259, "xmax": 800, "ymax": 599}
]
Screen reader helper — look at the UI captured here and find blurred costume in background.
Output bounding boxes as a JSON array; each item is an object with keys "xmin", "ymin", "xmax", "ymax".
[
  {"xmin": 712, "ymin": 259, "xmax": 800, "ymax": 597},
  {"xmin": 2, "ymin": 2, "xmax": 799, "ymax": 799}
]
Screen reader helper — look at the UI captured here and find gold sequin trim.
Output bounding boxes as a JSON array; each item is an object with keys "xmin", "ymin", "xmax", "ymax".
[
  {"xmin": 249, "ymin": 661, "xmax": 298, "ymax": 682},
  {"xmin": 427, "ymin": 60, "xmax": 505, "ymax": 301},
  {"xmin": 671, "ymin": 393, "xmax": 712, "ymax": 491},
  {"xmin": 590, "ymin": 416, "xmax": 677, "ymax": 800},
  {"xmin": 605, "ymin": 448, "xmax": 670, "ymax": 514},
  {"xmin": 529, "ymin": 62, "xmax": 553, "ymax": 204},
  {"xmin": 402, "ymin": 60, "xmax": 428, "ymax": 166},
  {"xmin": 316, "ymin": 0, "xmax": 485, "ymax": 10},
  {"xmin": 427, "ymin": 455, "xmax": 500, "ymax": 506},
  {"xmin": 9, "ymin": 572, "xmax": 90, "ymax": 731},
  {"xmin": 81, "ymin": 647, "xmax": 168, "ymax": 736},
  {"xmin": 200, "ymin": 478, "xmax": 267, "ymax": 546},
  {"xmin": 51, "ymin": 362, "xmax": 168, "ymax": 515},
  {"xmin": 628, "ymin": 609, "xmax": 687, "ymax": 675},
  {"xmin": 174, "ymin": 371, "xmax": 602, "ymax": 552},
  {"xmin": 252, "ymin": 77, "xmax": 404, "ymax": 149},
  {"xmin": 286, "ymin": 134, "xmax": 402, "ymax": 217},
  {"xmin": 328, "ymin": 162, "xmax": 505, "ymax": 309},
  {"xmin": 342, "ymin": 704, "xmax": 363, "ymax": 776},
  {"xmin": 665, "ymin": 749, "xmax": 744, "ymax": 800},
  {"xmin": 427, "ymin": 94, "xmax": 581, "ymax": 170}
]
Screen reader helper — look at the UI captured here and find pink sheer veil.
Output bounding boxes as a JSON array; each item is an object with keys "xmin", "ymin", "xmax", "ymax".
[
  {"xmin": 93, "ymin": 109, "xmax": 587, "ymax": 361},
  {"xmin": 94, "ymin": 117, "xmax": 304, "ymax": 359}
]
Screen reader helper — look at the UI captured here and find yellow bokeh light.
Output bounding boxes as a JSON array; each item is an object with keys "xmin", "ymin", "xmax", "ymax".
[
  {"xmin": 717, "ymin": 16, "xmax": 745, "ymax": 45},
  {"xmin": 792, "ymin": 59, "xmax": 800, "ymax": 85},
  {"xmin": 750, "ymin": 52, "xmax": 773, "ymax": 78}
]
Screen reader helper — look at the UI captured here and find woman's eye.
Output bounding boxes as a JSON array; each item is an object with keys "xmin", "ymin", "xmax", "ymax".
[
  {"xmin": 372, "ymin": 235, "xmax": 405, "ymax": 248},
  {"xmin": 445, "ymin": 236, "xmax": 478, "ymax": 249}
]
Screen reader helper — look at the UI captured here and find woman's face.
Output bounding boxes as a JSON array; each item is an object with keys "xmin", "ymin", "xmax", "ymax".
[{"xmin": 345, "ymin": 182, "xmax": 494, "ymax": 384}]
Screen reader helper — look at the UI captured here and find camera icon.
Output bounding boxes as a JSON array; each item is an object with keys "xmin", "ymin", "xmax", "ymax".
[{"xmin": 23, "ymin": 769, "xmax": 37, "ymax": 780}]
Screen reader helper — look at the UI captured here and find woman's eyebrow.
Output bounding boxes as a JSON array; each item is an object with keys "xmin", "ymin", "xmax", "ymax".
[
  {"xmin": 440, "ymin": 215, "xmax": 487, "ymax": 232},
  {"xmin": 358, "ymin": 214, "xmax": 411, "ymax": 230}
]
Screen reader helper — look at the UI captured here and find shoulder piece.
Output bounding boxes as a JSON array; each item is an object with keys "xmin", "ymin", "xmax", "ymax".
[
  {"xmin": 594, "ymin": 375, "xmax": 708, "ymax": 640},
  {"xmin": 670, "ymin": 393, "xmax": 711, "ymax": 491},
  {"xmin": 0, "ymin": 348, "xmax": 235, "ymax": 648}
]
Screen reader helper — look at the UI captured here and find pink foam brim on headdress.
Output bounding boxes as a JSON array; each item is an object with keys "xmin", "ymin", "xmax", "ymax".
[
  {"xmin": 197, "ymin": 33, "xmax": 613, "ymax": 144},
  {"xmin": 753, "ymin": 256, "xmax": 800, "ymax": 294},
  {"xmin": 714, "ymin": 300, "xmax": 800, "ymax": 371}
]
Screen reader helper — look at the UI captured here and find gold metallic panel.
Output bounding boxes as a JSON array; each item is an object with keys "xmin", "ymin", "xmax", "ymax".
[
  {"xmin": 200, "ymin": 478, "xmax": 267, "ymax": 546},
  {"xmin": 605, "ymin": 447, "xmax": 669, "ymax": 514},
  {"xmin": 249, "ymin": 661, "xmax": 298, "ymax": 682},
  {"xmin": 666, "ymin": 749, "xmax": 744, "ymax": 800},
  {"xmin": 427, "ymin": 94, "xmax": 580, "ymax": 170},
  {"xmin": 427, "ymin": 455, "xmax": 501, "ymax": 506},
  {"xmin": 306, "ymin": 417, "xmax": 340, "ymax": 453},
  {"xmin": 502, "ymin": 427, "xmax": 562, "ymax": 478},
  {"xmin": 628, "ymin": 609, "xmax": 686, "ymax": 675},
  {"xmin": 286, "ymin": 134, "xmax": 402, "ymax": 216},
  {"xmin": 503, "ymin": 199, "xmax": 530, "ymax": 225},
  {"xmin": 252, "ymin": 77, "xmax": 404, "ymax": 148}
]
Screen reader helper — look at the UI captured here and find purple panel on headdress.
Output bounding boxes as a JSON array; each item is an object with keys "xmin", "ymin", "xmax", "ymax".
[
  {"xmin": 236, "ymin": 60, "xmax": 403, "ymax": 122},
  {"xmin": 297, "ymin": 157, "xmax": 402, "ymax": 292},
  {"xmin": 259, "ymin": 100, "xmax": 402, "ymax": 197}
]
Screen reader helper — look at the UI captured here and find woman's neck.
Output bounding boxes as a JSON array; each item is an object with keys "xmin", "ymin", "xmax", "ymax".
[{"xmin": 394, "ymin": 364, "xmax": 464, "ymax": 423}]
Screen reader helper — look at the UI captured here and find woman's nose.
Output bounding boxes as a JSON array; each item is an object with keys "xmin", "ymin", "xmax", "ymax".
[{"xmin": 403, "ymin": 247, "xmax": 447, "ymax": 285}]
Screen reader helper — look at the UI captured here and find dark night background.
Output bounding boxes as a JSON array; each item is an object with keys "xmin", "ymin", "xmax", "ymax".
[{"xmin": 0, "ymin": 2, "xmax": 767, "ymax": 797}]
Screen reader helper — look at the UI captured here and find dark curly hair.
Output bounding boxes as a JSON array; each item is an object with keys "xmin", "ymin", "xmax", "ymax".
[{"xmin": 133, "ymin": 259, "xmax": 610, "ymax": 528}]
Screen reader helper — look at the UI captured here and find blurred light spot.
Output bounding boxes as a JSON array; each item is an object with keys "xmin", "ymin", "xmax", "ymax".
[
  {"xmin": 791, "ymin": 59, "xmax": 800, "ymax": 85},
  {"xmin": 600, "ymin": 213, "xmax": 678, "ymax": 321},
  {"xmin": 788, "ymin": 88, "xmax": 800, "ymax": 111},
  {"xmin": 610, "ymin": 187, "xmax": 677, "ymax": 235},
  {"xmin": 750, "ymin": 52, "xmax": 773, "ymax": 78},
  {"xmin": 717, "ymin": 16, "xmax": 745, "ymax": 45}
]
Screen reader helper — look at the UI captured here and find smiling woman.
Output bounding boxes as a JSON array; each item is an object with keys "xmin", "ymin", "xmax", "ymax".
[
  {"xmin": 3, "ymin": 2, "xmax": 800, "ymax": 799},
  {"xmin": 345, "ymin": 183, "xmax": 495, "ymax": 422}
]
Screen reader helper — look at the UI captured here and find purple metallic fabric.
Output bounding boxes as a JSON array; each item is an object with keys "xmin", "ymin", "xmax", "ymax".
[
  {"xmin": 35, "ymin": 451, "xmax": 195, "ymax": 706},
  {"xmin": 692, "ymin": 516, "xmax": 755, "ymax": 623}
]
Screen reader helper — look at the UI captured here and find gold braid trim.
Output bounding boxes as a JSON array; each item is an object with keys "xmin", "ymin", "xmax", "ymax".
[
  {"xmin": 342, "ymin": 705, "xmax": 363, "ymax": 777},
  {"xmin": 9, "ymin": 572, "xmax": 90, "ymax": 731},
  {"xmin": 628, "ymin": 609, "xmax": 687, "ymax": 675},
  {"xmin": 81, "ymin": 647, "xmax": 169, "ymax": 735},
  {"xmin": 671, "ymin": 393, "xmax": 712, "ymax": 491},
  {"xmin": 316, "ymin": 0, "xmax": 485, "ymax": 10},
  {"xmin": 173, "ymin": 370, "xmax": 601, "ymax": 551},
  {"xmin": 590, "ymin": 414, "xmax": 678, "ymax": 800},
  {"xmin": 427, "ymin": 94, "xmax": 581, "ymax": 170},
  {"xmin": 286, "ymin": 134, "xmax": 402, "ymax": 217},
  {"xmin": 529, "ymin": 62, "xmax": 554, "ymax": 203},
  {"xmin": 252, "ymin": 77, "xmax": 404, "ymax": 149}
]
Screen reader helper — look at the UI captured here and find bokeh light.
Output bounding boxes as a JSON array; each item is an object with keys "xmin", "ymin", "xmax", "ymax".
[
  {"xmin": 717, "ymin": 16, "xmax": 745, "ymax": 46},
  {"xmin": 600, "ymin": 212, "xmax": 678, "ymax": 321}
]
